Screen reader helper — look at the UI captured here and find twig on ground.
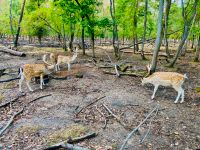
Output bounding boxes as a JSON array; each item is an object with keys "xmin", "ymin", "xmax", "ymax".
[
  {"xmin": 43, "ymin": 132, "xmax": 97, "ymax": 150},
  {"xmin": 43, "ymin": 143, "xmax": 90, "ymax": 150},
  {"xmin": 28, "ymin": 94, "xmax": 52, "ymax": 104},
  {"xmin": 0, "ymin": 77, "xmax": 20, "ymax": 83},
  {"xmin": 67, "ymin": 132, "xmax": 97, "ymax": 144},
  {"xmin": 76, "ymin": 96, "xmax": 106, "ymax": 116},
  {"xmin": 0, "ymin": 93, "xmax": 26, "ymax": 108},
  {"xmin": 0, "ymin": 108, "xmax": 24, "ymax": 136},
  {"xmin": 139, "ymin": 108, "xmax": 159, "ymax": 143},
  {"xmin": 120, "ymin": 106, "xmax": 158, "ymax": 150},
  {"xmin": 114, "ymin": 64, "xmax": 120, "ymax": 77},
  {"xmin": 102, "ymin": 103, "xmax": 127, "ymax": 128}
]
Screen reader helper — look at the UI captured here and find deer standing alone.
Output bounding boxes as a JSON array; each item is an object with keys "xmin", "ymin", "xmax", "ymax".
[{"xmin": 141, "ymin": 65, "xmax": 187, "ymax": 103}]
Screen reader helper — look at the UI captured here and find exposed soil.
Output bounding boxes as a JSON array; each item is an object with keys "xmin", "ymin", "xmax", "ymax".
[{"xmin": 0, "ymin": 45, "xmax": 199, "ymax": 150}]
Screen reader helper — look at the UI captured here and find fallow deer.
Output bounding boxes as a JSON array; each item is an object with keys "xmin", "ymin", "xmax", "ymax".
[
  {"xmin": 141, "ymin": 64, "xmax": 187, "ymax": 103},
  {"xmin": 19, "ymin": 55, "xmax": 54, "ymax": 92},
  {"xmin": 55, "ymin": 47, "xmax": 78, "ymax": 71}
]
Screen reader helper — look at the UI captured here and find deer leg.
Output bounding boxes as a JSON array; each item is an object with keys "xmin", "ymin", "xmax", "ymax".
[
  {"xmin": 174, "ymin": 88, "xmax": 182, "ymax": 103},
  {"xmin": 19, "ymin": 74, "xmax": 25, "ymax": 92},
  {"xmin": 68, "ymin": 63, "xmax": 71, "ymax": 71},
  {"xmin": 26, "ymin": 80, "xmax": 33, "ymax": 92},
  {"xmin": 151, "ymin": 85, "xmax": 159, "ymax": 99},
  {"xmin": 40, "ymin": 75, "xmax": 43, "ymax": 89},
  {"xmin": 180, "ymin": 89, "xmax": 184, "ymax": 103}
]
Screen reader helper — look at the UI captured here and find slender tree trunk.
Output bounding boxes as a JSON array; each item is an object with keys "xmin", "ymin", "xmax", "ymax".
[
  {"xmin": 164, "ymin": 0, "xmax": 171, "ymax": 58},
  {"xmin": 141, "ymin": 0, "xmax": 148, "ymax": 60},
  {"xmin": 150, "ymin": 0, "xmax": 164, "ymax": 73},
  {"xmin": 14, "ymin": 0, "xmax": 26, "ymax": 47},
  {"xmin": 9, "ymin": 0, "xmax": 14, "ymax": 42},
  {"xmin": 110, "ymin": 0, "xmax": 120, "ymax": 58},
  {"xmin": 63, "ymin": 24, "xmax": 67, "ymax": 51},
  {"xmin": 194, "ymin": 35, "xmax": 200, "ymax": 62},
  {"xmin": 82, "ymin": 24, "xmax": 85, "ymax": 55},
  {"xmin": 191, "ymin": 34, "xmax": 195, "ymax": 49},
  {"xmin": 69, "ymin": 22, "xmax": 75, "ymax": 51},
  {"xmin": 133, "ymin": 0, "xmax": 139, "ymax": 52},
  {"xmin": 169, "ymin": 0, "xmax": 197, "ymax": 67}
]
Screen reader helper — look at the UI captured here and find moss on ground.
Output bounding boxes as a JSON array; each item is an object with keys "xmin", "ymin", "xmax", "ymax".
[
  {"xmin": 44, "ymin": 124, "xmax": 87, "ymax": 145},
  {"xmin": 0, "ymin": 94, "xmax": 4, "ymax": 101},
  {"xmin": 195, "ymin": 86, "xmax": 200, "ymax": 94},
  {"xmin": 17, "ymin": 125, "xmax": 42, "ymax": 134},
  {"xmin": 3, "ymin": 82, "xmax": 16, "ymax": 89}
]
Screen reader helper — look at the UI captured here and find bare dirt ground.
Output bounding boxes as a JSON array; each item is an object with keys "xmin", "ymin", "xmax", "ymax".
[{"xmin": 0, "ymin": 45, "xmax": 200, "ymax": 150}]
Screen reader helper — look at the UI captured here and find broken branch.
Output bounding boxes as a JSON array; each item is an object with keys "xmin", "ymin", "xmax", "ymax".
[
  {"xmin": 0, "ymin": 108, "xmax": 24, "ymax": 136},
  {"xmin": 67, "ymin": 132, "xmax": 97, "ymax": 144},
  {"xmin": 120, "ymin": 106, "xmax": 158, "ymax": 150},
  {"xmin": 76, "ymin": 96, "xmax": 106, "ymax": 116},
  {"xmin": 28, "ymin": 94, "xmax": 52, "ymax": 104}
]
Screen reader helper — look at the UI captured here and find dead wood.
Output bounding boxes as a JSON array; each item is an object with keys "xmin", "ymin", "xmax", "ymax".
[
  {"xmin": 0, "ymin": 77, "xmax": 20, "ymax": 83},
  {"xmin": 0, "ymin": 108, "xmax": 24, "ymax": 136},
  {"xmin": 0, "ymin": 93, "xmax": 26, "ymax": 108},
  {"xmin": 67, "ymin": 132, "xmax": 97, "ymax": 144},
  {"xmin": 102, "ymin": 70, "xmax": 143, "ymax": 77},
  {"xmin": 102, "ymin": 104, "xmax": 127, "ymax": 128},
  {"xmin": 43, "ymin": 143, "xmax": 90, "ymax": 150},
  {"xmin": 76, "ymin": 96, "xmax": 106, "ymax": 116},
  {"xmin": 0, "ymin": 47, "xmax": 26, "ymax": 57},
  {"xmin": 28, "ymin": 94, "xmax": 52, "ymax": 104},
  {"xmin": 134, "ymin": 52, "xmax": 173, "ymax": 57},
  {"xmin": 120, "ymin": 106, "xmax": 158, "ymax": 150}
]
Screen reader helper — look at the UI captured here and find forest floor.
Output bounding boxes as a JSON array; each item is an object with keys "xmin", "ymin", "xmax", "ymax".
[{"xmin": 0, "ymin": 44, "xmax": 200, "ymax": 150}]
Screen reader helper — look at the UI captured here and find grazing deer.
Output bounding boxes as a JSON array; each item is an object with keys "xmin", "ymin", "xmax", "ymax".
[
  {"xmin": 19, "ymin": 55, "xmax": 54, "ymax": 92},
  {"xmin": 141, "ymin": 64, "xmax": 187, "ymax": 103},
  {"xmin": 55, "ymin": 47, "xmax": 78, "ymax": 71}
]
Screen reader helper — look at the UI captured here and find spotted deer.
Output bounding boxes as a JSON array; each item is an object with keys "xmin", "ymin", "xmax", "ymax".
[
  {"xmin": 141, "ymin": 64, "xmax": 187, "ymax": 103},
  {"xmin": 19, "ymin": 55, "xmax": 54, "ymax": 92}
]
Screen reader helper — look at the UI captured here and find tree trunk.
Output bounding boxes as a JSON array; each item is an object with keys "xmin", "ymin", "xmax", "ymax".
[
  {"xmin": 194, "ymin": 35, "xmax": 200, "ymax": 62},
  {"xmin": 164, "ymin": 0, "xmax": 171, "ymax": 58},
  {"xmin": 91, "ymin": 31, "xmax": 95, "ymax": 57},
  {"xmin": 150, "ymin": 0, "xmax": 164, "ymax": 73},
  {"xmin": 169, "ymin": 0, "xmax": 197, "ymax": 67},
  {"xmin": 69, "ymin": 22, "xmax": 75, "ymax": 51},
  {"xmin": 191, "ymin": 34, "xmax": 195, "ymax": 49},
  {"xmin": 110, "ymin": 0, "xmax": 120, "ymax": 58},
  {"xmin": 82, "ymin": 24, "xmax": 85, "ymax": 55},
  {"xmin": 63, "ymin": 24, "xmax": 67, "ymax": 51},
  {"xmin": 141, "ymin": 0, "xmax": 148, "ymax": 60},
  {"xmin": 14, "ymin": 0, "xmax": 26, "ymax": 47},
  {"xmin": 9, "ymin": 0, "xmax": 14, "ymax": 42},
  {"xmin": 133, "ymin": 0, "xmax": 139, "ymax": 52}
]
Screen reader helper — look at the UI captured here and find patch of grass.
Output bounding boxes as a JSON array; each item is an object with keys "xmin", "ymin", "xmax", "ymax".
[
  {"xmin": 3, "ymin": 82, "xmax": 16, "ymax": 89},
  {"xmin": 0, "ymin": 94, "xmax": 4, "ymax": 101},
  {"xmin": 17, "ymin": 125, "xmax": 42, "ymax": 134},
  {"xmin": 45, "ymin": 124, "xmax": 87, "ymax": 145},
  {"xmin": 195, "ymin": 86, "xmax": 200, "ymax": 94}
]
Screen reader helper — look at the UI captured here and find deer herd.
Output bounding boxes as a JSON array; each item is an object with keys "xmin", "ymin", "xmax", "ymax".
[{"xmin": 18, "ymin": 48, "xmax": 187, "ymax": 104}]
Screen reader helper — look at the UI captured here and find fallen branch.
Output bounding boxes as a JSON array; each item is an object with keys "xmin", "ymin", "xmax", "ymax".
[
  {"xmin": 0, "ymin": 47, "xmax": 26, "ymax": 57},
  {"xmin": 28, "ymin": 94, "xmax": 52, "ymax": 104},
  {"xmin": 134, "ymin": 52, "xmax": 173, "ymax": 57},
  {"xmin": 102, "ymin": 104, "xmax": 127, "ymax": 128},
  {"xmin": 0, "ymin": 77, "xmax": 20, "ymax": 83},
  {"xmin": 67, "ymin": 132, "xmax": 97, "ymax": 144},
  {"xmin": 120, "ymin": 106, "xmax": 158, "ymax": 150},
  {"xmin": 102, "ymin": 70, "xmax": 143, "ymax": 77},
  {"xmin": 76, "ymin": 96, "xmax": 106, "ymax": 116},
  {"xmin": 0, "ymin": 108, "xmax": 24, "ymax": 136},
  {"xmin": 0, "ymin": 93, "xmax": 26, "ymax": 108},
  {"xmin": 43, "ymin": 143, "xmax": 90, "ymax": 150}
]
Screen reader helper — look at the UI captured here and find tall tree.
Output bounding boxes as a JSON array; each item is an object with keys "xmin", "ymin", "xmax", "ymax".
[
  {"xmin": 169, "ymin": 0, "xmax": 198, "ymax": 67},
  {"xmin": 110, "ymin": 0, "xmax": 120, "ymax": 58},
  {"xmin": 163, "ymin": 0, "xmax": 171, "ymax": 57},
  {"xmin": 14, "ymin": 0, "xmax": 26, "ymax": 47},
  {"xmin": 194, "ymin": 33, "xmax": 200, "ymax": 62},
  {"xmin": 141, "ymin": 0, "xmax": 148, "ymax": 60},
  {"xmin": 9, "ymin": 0, "xmax": 14, "ymax": 41},
  {"xmin": 150, "ymin": 0, "xmax": 164, "ymax": 73}
]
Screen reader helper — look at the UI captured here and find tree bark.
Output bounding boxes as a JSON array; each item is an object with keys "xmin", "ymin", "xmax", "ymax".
[
  {"xmin": 110, "ymin": 0, "xmax": 120, "ymax": 58},
  {"xmin": 63, "ymin": 24, "xmax": 67, "ymax": 51},
  {"xmin": 69, "ymin": 22, "xmax": 75, "ymax": 51},
  {"xmin": 81, "ymin": 17, "xmax": 85, "ymax": 55},
  {"xmin": 191, "ymin": 34, "xmax": 195, "ymax": 49},
  {"xmin": 164, "ymin": 0, "xmax": 171, "ymax": 58},
  {"xmin": 9, "ymin": 0, "xmax": 14, "ymax": 42},
  {"xmin": 14, "ymin": 0, "xmax": 26, "ymax": 47},
  {"xmin": 169, "ymin": 0, "xmax": 198, "ymax": 67},
  {"xmin": 194, "ymin": 35, "xmax": 200, "ymax": 62},
  {"xmin": 150, "ymin": 0, "xmax": 164, "ymax": 73},
  {"xmin": 141, "ymin": 0, "xmax": 148, "ymax": 60}
]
